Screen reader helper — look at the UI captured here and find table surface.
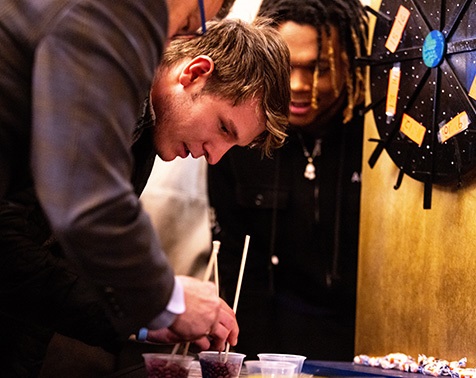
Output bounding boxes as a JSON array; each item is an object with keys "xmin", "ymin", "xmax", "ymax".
[
  {"xmin": 302, "ymin": 360, "xmax": 424, "ymax": 378},
  {"xmin": 111, "ymin": 359, "xmax": 426, "ymax": 377}
]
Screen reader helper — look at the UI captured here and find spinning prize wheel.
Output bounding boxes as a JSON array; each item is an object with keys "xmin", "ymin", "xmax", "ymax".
[{"xmin": 364, "ymin": 0, "xmax": 476, "ymax": 208}]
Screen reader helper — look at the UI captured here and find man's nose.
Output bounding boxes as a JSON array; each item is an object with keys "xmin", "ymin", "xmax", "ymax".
[{"xmin": 290, "ymin": 69, "xmax": 312, "ymax": 92}]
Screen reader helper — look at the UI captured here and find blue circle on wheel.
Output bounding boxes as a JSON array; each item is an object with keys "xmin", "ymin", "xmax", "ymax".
[{"xmin": 422, "ymin": 30, "xmax": 446, "ymax": 68}]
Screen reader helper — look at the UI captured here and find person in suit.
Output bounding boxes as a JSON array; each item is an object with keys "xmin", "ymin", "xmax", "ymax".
[{"xmin": 0, "ymin": 1, "xmax": 291, "ymax": 374}]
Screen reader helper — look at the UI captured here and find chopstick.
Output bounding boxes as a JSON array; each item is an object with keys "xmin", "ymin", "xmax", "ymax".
[
  {"xmin": 177, "ymin": 241, "xmax": 221, "ymax": 357},
  {"xmin": 213, "ymin": 242, "xmax": 220, "ymax": 296},
  {"xmin": 224, "ymin": 234, "xmax": 250, "ymax": 359},
  {"xmin": 171, "ymin": 236, "xmax": 249, "ymax": 362}
]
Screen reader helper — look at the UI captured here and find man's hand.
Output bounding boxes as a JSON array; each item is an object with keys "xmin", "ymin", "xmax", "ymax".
[
  {"xmin": 145, "ymin": 276, "xmax": 239, "ymax": 351},
  {"xmin": 205, "ymin": 297, "xmax": 239, "ymax": 351},
  {"xmin": 170, "ymin": 276, "xmax": 220, "ymax": 338}
]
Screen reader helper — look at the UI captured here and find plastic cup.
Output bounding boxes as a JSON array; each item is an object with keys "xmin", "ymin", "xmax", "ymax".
[
  {"xmin": 142, "ymin": 353, "xmax": 194, "ymax": 378},
  {"xmin": 198, "ymin": 351, "xmax": 246, "ymax": 378},
  {"xmin": 245, "ymin": 360, "xmax": 297, "ymax": 377},
  {"xmin": 245, "ymin": 360, "xmax": 264, "ymax": 376},
  {"xmin": 258, "ymin": 353, "xmax": 307, "ymax": 374}
]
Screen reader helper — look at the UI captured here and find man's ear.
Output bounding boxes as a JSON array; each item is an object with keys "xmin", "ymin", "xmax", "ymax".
[{"xmin": 179, "ymin": 55, "xmax": 215, "ymax": 87}]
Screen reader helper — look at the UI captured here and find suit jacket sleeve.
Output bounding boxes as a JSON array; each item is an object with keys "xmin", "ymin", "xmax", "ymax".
[{"xmin": 25, "ymin": 0, "xmax": 173, "ymax": 337}]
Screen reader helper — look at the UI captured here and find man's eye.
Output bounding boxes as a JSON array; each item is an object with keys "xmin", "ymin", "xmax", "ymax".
[
  {"xmin": 291, "ymin": 64, "xmax": 317, "ymax": 73},
  {"xmin": 178, "ymin": 20, "xmax": 191, "ymax": 35},
  {"xmin": 220, "ymin": 122, "xmax": 229, "ymax": 135}
]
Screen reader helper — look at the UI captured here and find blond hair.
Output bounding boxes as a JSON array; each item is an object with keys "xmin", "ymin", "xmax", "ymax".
[{"xmin": 162, "ymin": 18, "xmax": 291, "ymax": 157}]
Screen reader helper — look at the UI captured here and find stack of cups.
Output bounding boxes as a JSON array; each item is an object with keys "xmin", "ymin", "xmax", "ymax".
[
  {"xmin": 245, "ymin": 360, "xmax": 298, "ymax": 377},
  {"xmin": 257, "ymin": 353, "xmax": 307, "ymax": 376}
]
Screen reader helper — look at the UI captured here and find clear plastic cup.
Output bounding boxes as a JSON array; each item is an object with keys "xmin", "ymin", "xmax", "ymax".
[
  {"xmin": 198, "ymin": 351, "xmax": 246, "ymax": 378},
  {"xmin": 142, "ymin": 353, "xmax": 194, "ymax": 378},
  {"xmin": 258, "ymin": 353, "xmax": 307, "ymax": 374},
  {"xmin": 245, "ymin": 360, "xmax": 297, "ymax": 377},
  {"xmin": 244, "ymin": 360, "xmax": 264, "ymax": 376}
]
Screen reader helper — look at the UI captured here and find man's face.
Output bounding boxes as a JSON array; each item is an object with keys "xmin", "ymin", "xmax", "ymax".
[
  {"xmin": 278, "ymin": 21, "xmax": 346, "ymax": 129},
  {"xmin": 151, "ymin": 60, "xmax": 265, "ymax": 165},
  {"xmin": 167, "ymin": 0, "xmax": 223, "ymax": 38}
]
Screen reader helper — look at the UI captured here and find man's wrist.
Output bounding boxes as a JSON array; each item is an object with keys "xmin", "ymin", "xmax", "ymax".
[{"xmin": 147, "ymin": 276, "xmax": 185, "ymax": 329}]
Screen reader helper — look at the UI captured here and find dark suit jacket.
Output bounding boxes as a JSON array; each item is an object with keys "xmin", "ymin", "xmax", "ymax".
[{"xmin": 0, "ymin": 2, "xmax": 174, "ymax": 374}]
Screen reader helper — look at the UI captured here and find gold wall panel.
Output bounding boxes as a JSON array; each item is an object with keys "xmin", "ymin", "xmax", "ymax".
[{"xmin": 356, "ymin": 0, "xmax": 476, "ymax": 363}]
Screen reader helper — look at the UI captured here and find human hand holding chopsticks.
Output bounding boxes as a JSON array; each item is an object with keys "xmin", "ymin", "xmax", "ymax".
[
  {"xmin": 143, "ymin": 276, "xmax": 239, "ymax": 351},
  {"xmin": 179, "ymin": 240, "xmax": 238, "ymax": 352},
  {"xmin": 144, "ymin": 276, "xmax": 218, "ymax": 344},
  {"xmin": 205, "ymin": 297, "xmax": 239, "ymax": 351}
]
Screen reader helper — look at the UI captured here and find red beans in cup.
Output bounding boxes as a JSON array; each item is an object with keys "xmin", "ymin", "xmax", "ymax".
[
  {"xmin": 145, "ymin": 358, "xmax": 189, "ymax": 378},
  {"xmin": 142, "ymin": 354, "xmax": 192, "ymax": 378},
  {"xmin": 199, "ymin": 358, "xmax": 242, "ymax": 378}
]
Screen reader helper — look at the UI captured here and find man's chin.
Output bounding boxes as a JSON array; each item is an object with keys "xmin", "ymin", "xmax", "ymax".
[
  {"xmin": 289, "ymin": 115, "xmax": 313, "ymax": 127},
  {"xmin": 155, "ymin": 151, "xmax": 175, "ymax": 162}
]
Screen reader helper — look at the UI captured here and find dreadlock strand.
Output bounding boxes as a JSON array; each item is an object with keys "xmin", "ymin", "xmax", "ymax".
[
  {"xmin": 351, "ymin": 28, "xmax": 361, "ymax": 59},
  {"xmin": 350, "ymin": 26, "xmax": 366, "ymax": 106},
  {"xmin": 341, "ymin": 51, "xmax": 354, "ymax": 124},
  {"xmin": 311, "ymin": 24, "xmax": 324, "ymax": 111},
  {"xmin": 328, "ymin": 42, "xmax": 339, "ymax": 98},
  {"xmin": 354, "ymin": 65, "xmax": 366, "ymax": 105},
  {"xmin": 311, "ymin": 65, "xmax": 320, "ymax": 110}
]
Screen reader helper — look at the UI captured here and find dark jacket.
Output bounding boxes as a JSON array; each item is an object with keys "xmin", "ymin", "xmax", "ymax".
[
  {"xmin": 0, "ymin": 0, "xmax": 169, "ymax": 375},
  {"xmin": 0, "ymin": 103, "xmax": 158, "ymax": 377}
]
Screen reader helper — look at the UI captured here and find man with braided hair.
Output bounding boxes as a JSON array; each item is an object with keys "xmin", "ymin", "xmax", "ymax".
[{"xmin": 208, "ymin": 0, "xmax": 368, "ymax": 360}]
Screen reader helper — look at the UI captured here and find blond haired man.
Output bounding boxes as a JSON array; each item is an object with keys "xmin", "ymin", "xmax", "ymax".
[{"xmin": 0, "ymin": 1, "xmax": 290, "ymax": 375}]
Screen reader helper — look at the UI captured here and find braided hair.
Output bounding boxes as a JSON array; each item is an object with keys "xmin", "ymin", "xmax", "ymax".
[{"xmin": 258, "ymin": 0, "xmax": 368, "ymax": 123}]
